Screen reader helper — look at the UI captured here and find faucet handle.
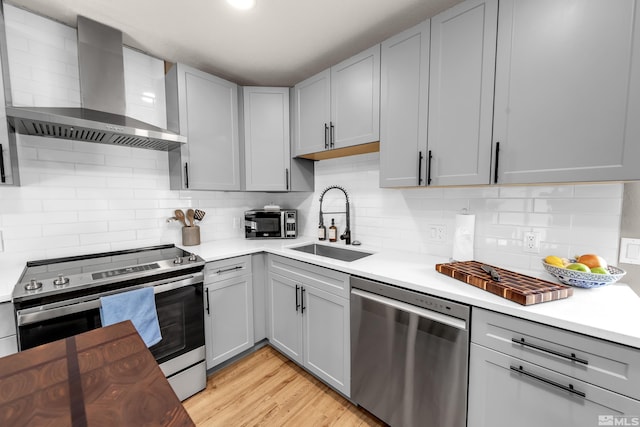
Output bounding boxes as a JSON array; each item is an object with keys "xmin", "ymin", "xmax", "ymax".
[{"xmin": 340, "ymin": 229, "xmax": 351, "ymax": 245}]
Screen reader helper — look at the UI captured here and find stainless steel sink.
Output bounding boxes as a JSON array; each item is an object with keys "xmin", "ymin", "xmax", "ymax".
[{"xmin": 290, "ymin": 244, "xmax": 373, "ymax": 262}]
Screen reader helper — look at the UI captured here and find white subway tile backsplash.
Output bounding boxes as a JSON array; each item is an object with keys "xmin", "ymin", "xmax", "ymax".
[
  {"xmin": 37, "ymin": 148, "xmax": 104, "ymax": 165},
  {"xmin": 43, "ymin": 222, "xmax": 108, "ymax": 237}
]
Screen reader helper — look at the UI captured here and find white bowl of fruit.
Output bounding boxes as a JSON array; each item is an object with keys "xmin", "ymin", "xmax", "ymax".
[{"xmin": 542, "ymin": 254, "xmax": 626, "ymax": 288}]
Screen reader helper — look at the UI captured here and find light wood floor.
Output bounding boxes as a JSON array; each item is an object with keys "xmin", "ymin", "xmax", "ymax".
[{"xmin": 183, "ymin": 345, "xmax": 386, "ymax": 426}]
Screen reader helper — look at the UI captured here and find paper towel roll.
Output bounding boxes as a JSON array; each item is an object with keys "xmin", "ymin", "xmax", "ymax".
[{"xmin": 452, "ymin": 213, "xmax": 475, "ymax": 261}]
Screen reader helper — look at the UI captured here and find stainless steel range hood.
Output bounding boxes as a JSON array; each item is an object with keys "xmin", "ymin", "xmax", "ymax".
[{"xmin": 4, "ymin": 15, "xmax": 186, "ymax": 151}]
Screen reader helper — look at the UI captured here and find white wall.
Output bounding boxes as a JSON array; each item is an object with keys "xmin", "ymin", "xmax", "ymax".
[
  {"xmin": 0, "ymin": 137, "xmax": 627, "ymax": 292},
  {"xmin": 0, "ymin": 135, "xmax": 299, "ymax": 265},
  {"xmin": 298, "ymin": 153, "xmax": 624, "ymax": 279}
]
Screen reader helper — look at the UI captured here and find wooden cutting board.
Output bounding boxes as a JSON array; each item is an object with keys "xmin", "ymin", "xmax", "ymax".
[{"xmin": 435, "ymin": 260, "xmax": 573, "ymax": 305}]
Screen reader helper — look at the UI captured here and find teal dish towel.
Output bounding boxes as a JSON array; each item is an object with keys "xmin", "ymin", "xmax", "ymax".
[{"xmin": 100, "ymin": 287, "xmax": 162, "ymax": 347}]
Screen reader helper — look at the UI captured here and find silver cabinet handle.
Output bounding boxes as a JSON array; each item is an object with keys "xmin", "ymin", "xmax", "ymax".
[
  {"xmin": 216, "ymin": 266, "xmax": 243, "ymax": 274},
  {"xmin": 512, "ymin": 337, "xmax": 588, "ymax": 365},
  {"xmin": 510, "ymin": 365, "xmax": 586, "ymax": 398}
]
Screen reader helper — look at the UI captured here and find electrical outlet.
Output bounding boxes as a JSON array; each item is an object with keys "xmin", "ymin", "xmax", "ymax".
[
  {"xmin": 429, "ymin": 225, "xmax": 447, "ymax": 242},
  {"xmin": 0, "ymin": 230, "xmax": 3, "ymax": 252},
  {"xmin": 523, "ymin": 231, "xmax": 541, "ymax": 253}
]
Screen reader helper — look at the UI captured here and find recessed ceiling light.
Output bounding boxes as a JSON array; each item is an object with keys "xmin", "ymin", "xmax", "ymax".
[{"xmin": 226, "ymin": 0, "xmax": 256, "ymax": 10}]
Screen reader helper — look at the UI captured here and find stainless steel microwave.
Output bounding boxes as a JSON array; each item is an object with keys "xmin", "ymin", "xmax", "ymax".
[{"xmin": 245, "ymin": 209, "xmax": 297, "ymax": 239}]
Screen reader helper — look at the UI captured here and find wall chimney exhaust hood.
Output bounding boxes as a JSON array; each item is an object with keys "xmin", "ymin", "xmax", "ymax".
[{"xmin": 3, "ymin": 16, "xmax": 186, "ymax": 151}]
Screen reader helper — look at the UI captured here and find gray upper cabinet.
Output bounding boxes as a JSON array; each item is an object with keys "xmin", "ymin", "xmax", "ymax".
[
  {"xmin": 379, "ymin": 21, "xmax": 430, "ymax": 188},
  {"xmin": 493, "ymin": 0, "xmax": 640, "ymax": 184},
  {"xmin": 330, "ymin": 45, "xmax": 380, "ymax": 149},
  {"xmin": 293, "ymin": 45, "xmax": 380, "ymax": 158},
  {"xmin": 379, "ymin": 0, "xmax": 497, "ymax": 188},
  {"xmin": 166, "ymin": 63, "xmax": 240, "ymax": 191},
  {"xmin": 427, "ymin": 0, "xmax": 497, "ymax": 186},
  {"xmin": 293, "ymin": 69, "xmax": 331, "ymax": 157},
  {"xmin": 0, "ymin": 12, "xmax": 19, "ymax": 187},
  {"xmin": 241, "ymin": 87, "xmax": 291, "ymax": 191}
]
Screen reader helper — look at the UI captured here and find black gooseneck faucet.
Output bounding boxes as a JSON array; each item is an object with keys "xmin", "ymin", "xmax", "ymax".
[{"xmin": 318, "ymin": 185, "xmax": 351, "ymax": 244}]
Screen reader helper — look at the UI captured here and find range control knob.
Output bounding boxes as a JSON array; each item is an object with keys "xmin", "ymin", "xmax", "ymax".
[
  {"xmin": 53, "ymin": 274, "xmax": 70, "ymax": 286},
  {"xmin": 173, "ymin": 256, "xmax": 184, "ymax": 265},
  {"xmin": 25, "ymin": 279, "xmax": 42, "ymax": 291},
  {"xmin": 188, "ymin": 253, "xmax": 198, "ymax": 262}
]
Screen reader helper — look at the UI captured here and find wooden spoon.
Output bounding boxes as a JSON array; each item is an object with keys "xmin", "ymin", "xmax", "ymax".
[
  {"xmin": 174, "ymin": 209, "xmax": 187, "ymax": 227},
  {"xmin": 186, "ymin": 209, "xmax": 195, "ymax": 227}
]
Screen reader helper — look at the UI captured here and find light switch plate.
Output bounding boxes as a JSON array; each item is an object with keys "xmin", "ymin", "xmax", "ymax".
[{"xmin": 619, "ymin": 238, "xmax": 640, "ymax": 265}]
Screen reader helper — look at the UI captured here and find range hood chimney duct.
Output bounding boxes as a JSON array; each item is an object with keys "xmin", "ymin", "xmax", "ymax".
[
  {"xmin": 3, "ymin": 14, "xmax": 186, "ymax": 151},
  {"xmin": 78, "ymin": 16, "xmax": 126, "ymax": 116}
]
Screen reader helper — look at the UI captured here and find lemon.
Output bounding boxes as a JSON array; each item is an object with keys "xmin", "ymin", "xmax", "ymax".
[{"xmin": 544, "ymin": 255, "xmax": 565, "ymax": 268}]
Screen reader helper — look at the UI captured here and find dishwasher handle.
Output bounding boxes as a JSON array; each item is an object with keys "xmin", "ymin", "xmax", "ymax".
[{"xmin": 351, "ymin": 288, "xmax": 467, "ymax": 330}]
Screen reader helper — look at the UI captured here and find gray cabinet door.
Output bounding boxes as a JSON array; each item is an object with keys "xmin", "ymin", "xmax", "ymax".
[
  {"xmin": 168, "ymin": 64, "xmax": 240, "ymax": 190},
  {"xmin": 379, "ymin": 21, "xmax": 430, "ymax": 188},
  {"xmin": 293, "ymin": 69, "xmax": 330, "ymax": 156},
  {"xmin": 267, "ymin": 272, "xmax": 303, "ymax": 364},
  {"xmin": 185, "ymin": 69, "xmax": 240, "ymax": 190},
  {"xmin": 331, "ymin": 45, "xmax": 381, "ymax": 149},
  {"xmin": 302, "ymin": 284, "xmax": 350, "ymax": 397},
  {"xmin": 493, "ymin": 0, "xmax": 640, "ymax": 184},
  {"xmin": 468, "ymin": 344, "xmax": 640, "ymax": 427},
  {"xmin": 428, "ymin": 0, "xmax": 497, "ymax": 186},
  {"xmin": 242, "ymin": 87, "xmax": 290, "ymax": 191},
  {"xmin": 204, "ymin": 275, "xmax": 254, "ymax": 369}
]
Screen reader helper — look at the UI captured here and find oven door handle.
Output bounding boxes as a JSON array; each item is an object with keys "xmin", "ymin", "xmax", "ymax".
[
  {"xmin": 17, "ymin": 299, "xmax": 102, "ymax": 326},
  {"xmin": 17, "ymin": 274, "xmax": 203, "ymax": 327}
]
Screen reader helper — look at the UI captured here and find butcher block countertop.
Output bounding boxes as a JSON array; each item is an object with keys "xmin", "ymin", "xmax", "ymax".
[{"xmin": 0, "ymin": 321, "xmax": 194, "ymax": 427}]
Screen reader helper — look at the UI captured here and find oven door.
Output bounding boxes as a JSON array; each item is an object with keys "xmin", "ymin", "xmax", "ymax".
[
  {"xmin": 16, "ymin": 274, "xmax": 204, "ymax": 365},
  {"xmin": 245, "ymin": 211, "xmax": 283, "ymax": 238}
]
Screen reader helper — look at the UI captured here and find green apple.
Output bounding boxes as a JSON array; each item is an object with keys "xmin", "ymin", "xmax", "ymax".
[
  {"xmin": 566, "ymin": 263, "xmax": 590, "ymax": 272},
  {"xmin": 590, "ymin": 267, "xmax": 609, "ymax": 275}
]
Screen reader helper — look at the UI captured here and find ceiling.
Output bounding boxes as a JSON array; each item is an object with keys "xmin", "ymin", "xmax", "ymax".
[{"xmin": 5, "ymin": 0, "xmax": 462, "ymax": 87}]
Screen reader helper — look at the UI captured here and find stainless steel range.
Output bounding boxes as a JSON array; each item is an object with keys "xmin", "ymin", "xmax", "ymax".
[{"xmin": 12, "ymin": 244, "xmax": 206, "ymax": 401}]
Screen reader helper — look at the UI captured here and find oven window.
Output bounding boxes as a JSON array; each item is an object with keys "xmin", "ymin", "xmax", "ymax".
[
  {"xmin": 149, "ymin": 284, "xmax": 204, "ymax": 364},
  {"xmin": 19, "ymin": 309, "xmax": 101, "ymax": 350}
]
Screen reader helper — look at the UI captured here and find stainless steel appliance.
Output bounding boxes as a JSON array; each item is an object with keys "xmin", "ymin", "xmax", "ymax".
[
  {"xmin": 350, "ymin": 276, "xmax": 470, "ymax": 427},
  {"xmin": 245, "ymin": 209, "xmax": 297, "ymax": 239},
  {"xmin": 2, "ymin": 15, "xmax": 186, "ymax": 151},
  {"xmin": 12, "ymin": 244, "xmax": 206, "ymax": 401}
]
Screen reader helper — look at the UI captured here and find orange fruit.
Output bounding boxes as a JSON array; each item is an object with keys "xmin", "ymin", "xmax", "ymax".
[{"xmin": 577, "ymin": 254, "xmax": 607, "ymax": 269}]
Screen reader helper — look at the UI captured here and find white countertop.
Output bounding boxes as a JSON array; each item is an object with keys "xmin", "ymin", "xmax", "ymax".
[{"xmin": 3, "ymin": 237, "xmax": 640, "ymax": 350}]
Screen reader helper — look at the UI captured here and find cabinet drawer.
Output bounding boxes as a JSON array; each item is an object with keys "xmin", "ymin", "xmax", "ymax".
[
  {"xmin": 0, "ymin": 303, "xmax": 16, "ymax": 338},
  {"xmin": 0, "ymin": 335, "xmax": 18, "ymax": 358},
  {"xmin": 205, "ymin": 255, "xmax": 252, "ymax": 283},
  {"xmin": 468, "ymin": 343, "xmax": 640, "ymax": 427},
  {"xmin": 268, "ymin": 255, "xmax": 349, "ymax": 298},
  {"xmin": 472, "ymin": 307, "xmax": 640, "ymax": 400}
]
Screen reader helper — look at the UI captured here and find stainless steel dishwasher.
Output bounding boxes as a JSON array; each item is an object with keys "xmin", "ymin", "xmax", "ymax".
[{"xmin": 350, "ymin": 276, "xmax": 470, "ymax": 427}]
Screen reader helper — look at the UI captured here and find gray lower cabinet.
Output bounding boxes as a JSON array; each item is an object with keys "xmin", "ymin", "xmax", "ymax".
[
  {"xmin": 468, "ymin": 308, "xmax": 640, "ymax": 427},
  {"xmin": 203, "ymin": 256, "xmax": 254, "ymax": 369},
  {"xmin": 166, "ymin": 63, "xmax": 240, "ymax": 191},
  {"xmin": 267, "ymin": 255, "xmax": 350, "ymax": 397},
  {"xmin": 0, "ymin": 302, "xmax": 17, "ymax": 357},
  {"xmin": 493, "ymin": 0, "xmax": 640, "ymax": 184}
]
